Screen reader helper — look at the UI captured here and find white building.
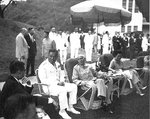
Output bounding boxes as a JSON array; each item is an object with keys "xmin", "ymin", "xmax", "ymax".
[{"xmin": 93, "ymin": 0, "xmax": 143, "ymax": 36}]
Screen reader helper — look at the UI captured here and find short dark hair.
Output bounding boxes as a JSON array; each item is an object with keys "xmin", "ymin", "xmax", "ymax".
[
  {"xmin": 3, "ymin": 94, "xmax": 35, "ymax": 119},
  {"xmin": 44, "ymin": 30, "xmax": 49, "ymax": 34},
  {"xmin": 9, "ymin": 60, "xmax": 25, "ymax": 74},
  {"xmin": 48, "ymin": 49, "xmax": 58, "ymax": 58},
  {"xmin": 50, "ymin": 26, "xmax": 55, "ymax": 29},
  {"xmin": 28, "ymin": 27, "xmax": 34, "ymax": 31}
]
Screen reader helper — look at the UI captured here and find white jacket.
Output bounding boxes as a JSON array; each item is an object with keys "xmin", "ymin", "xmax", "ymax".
[
  {"xmin": 15, "ymin": 33, "xmax": 28, "ymax": 59},
  {"xmin": 38, "ymin": 59, "xmax": 61, "ymax": 86},
  {"xmin": 70, "ymin": 32, "xmax": 80, "ymax": 49}
]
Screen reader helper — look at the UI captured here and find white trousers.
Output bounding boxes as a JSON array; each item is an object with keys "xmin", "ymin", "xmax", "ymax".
[
  {"xmin": 49, "ymin": 83, "xmax": 77, "ymax": 110},
  {"xmin": 123, "ymin": 69, "xmax": 140, "ymax": 84},
  {"xmin": 86, "ymin": 79, "xmax": 107, "ymax": 97},
  {"xmin": 85, "ymin": 48, "xmax": 92, "ymax": 61},
  {"xmin": 59, "ymin": 49, "xmax": 67, "ymax": 64},
  {"xmin": 71, "ymin": 48, "xmax": 78, "ymax": 58}
]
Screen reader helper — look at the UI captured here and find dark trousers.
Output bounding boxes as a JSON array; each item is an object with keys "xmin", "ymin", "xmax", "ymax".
[
  {"xmin": 34, "ymin": 96, "xmax": 61, "ymax": 119},
  {"xmin": 26, "ymin": 56, "xmax": 35, "ymax": 75},
  {"xmin": 129, "ymin": 47, "xmax": 135, "ymax": 60},
  {"xmin": 81, "ymin": 42, "xmax": 85, "ymax": 49}
]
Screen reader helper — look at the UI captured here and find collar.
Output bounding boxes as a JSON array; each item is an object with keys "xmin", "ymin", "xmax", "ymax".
[
  {"xmin": 29, "ymin": 33, "xmax": 35, "ymax": 41},
  {"xmin": 46, "ymin": 59, "xmax": 60, "ymax": 69}
]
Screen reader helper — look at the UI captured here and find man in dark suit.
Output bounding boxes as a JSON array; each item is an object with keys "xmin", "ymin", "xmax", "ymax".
[
  {"xmin": 112, "ymin": 32, "xmax": 122, "ymax": 55},
  {"xmin": 24, "ymin": 28, "xmax": 37, "ymax": 76},
  {"xmin": 1, "ymin": 60, "xmax": 61, "ymax": 119}
]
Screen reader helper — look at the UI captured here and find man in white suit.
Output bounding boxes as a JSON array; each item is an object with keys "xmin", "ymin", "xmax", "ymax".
[
  {"xmin": 49, "ymin": 26, "xmax": 57, "ymax": 43},
  {"xmin": 16, "ymin": 28, "xmax": 29, "ymax": 66},
  {"xmin": 70, "ymin": 27, "xmax": 80, "ymax": 58},
  {"xmin": 38, "ymin": 49, "xmax": 80, "ymax": 119},
  {"xmin": 84, "ymin": 30, "xmax": 94, "ymax": 61}
]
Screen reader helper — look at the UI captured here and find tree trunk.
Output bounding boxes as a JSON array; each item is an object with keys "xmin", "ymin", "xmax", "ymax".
[
  {"xmin": 0, "ymin": 0, "xmax": 13, "ymax": 19},
  {"xmin": 0, "ymin": 6, "xmax": 4, "ymax": 18}
]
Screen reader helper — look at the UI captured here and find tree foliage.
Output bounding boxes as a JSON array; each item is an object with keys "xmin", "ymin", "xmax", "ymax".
[
  {"xmin": 5, "ymin": 0, "xmax": 85, "ymax": 31},
  {"xmin": 0, "ymin": 0, "xmax": 17, "ymax": 18}
]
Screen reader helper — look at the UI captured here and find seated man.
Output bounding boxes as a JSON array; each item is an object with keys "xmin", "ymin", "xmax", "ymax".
[
  {"xmin": 109, "ymin": 52, "xmax": 146, "ymax": 96},
  {"xmin": 72, "ymin": 54, "xmax": 113, "ymax": 113},
  {"xmin": 1, "ymin": 60, "xmax": 61, "ymax": 119},
  {"xmin": 38, "ymin": 49, "xmax": 80, "ymax": 119},
  {"xmin": 3, "ymin": 94, "xmax": 37, "ymax": 119}
]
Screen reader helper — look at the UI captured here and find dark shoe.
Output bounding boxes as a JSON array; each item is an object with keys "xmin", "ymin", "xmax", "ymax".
[
  {"xmin": 101, "ymin": 103, "xmax": 113, "ymax": 114},
  {"xmin": 101, "ymin": 102, "xmax": 108, "ymax": 111}
]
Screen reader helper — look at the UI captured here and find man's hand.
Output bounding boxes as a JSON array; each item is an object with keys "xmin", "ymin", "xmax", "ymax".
[
  {"xmin": 112, "ymin": 70, "xmax": 117, "ymax": 73},
  {"xmin": 21, "ymin": 77, "xmax": 32, "ymax": 87},
  {"xmin": 21, "ymin": 55, "xmax": 25, "ymax": 59},
  {"xmin": 92, "ymin": 77, "xmax": 97, "ymax": 81}
]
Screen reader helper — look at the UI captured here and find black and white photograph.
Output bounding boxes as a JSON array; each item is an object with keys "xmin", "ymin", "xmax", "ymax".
[{"xmin": 0, "ymin": 0, "xmax": 149, "ymax": 119}]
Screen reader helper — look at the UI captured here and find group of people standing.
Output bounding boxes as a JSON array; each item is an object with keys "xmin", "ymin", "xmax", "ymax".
[
  {"xmin": 15, "ymin": 27, "xmax": 37, "ymax": 77},
  {"xmin": 112, "ymin": 31, "xmax": 150, "ymax": 60},
  {"xmin": 42, "ymin": 27, "xmax": 111, "ymax": 63},
  {"xmin": 43, "ymin": 26, "xmax": 150, "ymax": 65},
  {"xmin": 15, "ymin": 26, "xmax": 150, "ymax": 79}
]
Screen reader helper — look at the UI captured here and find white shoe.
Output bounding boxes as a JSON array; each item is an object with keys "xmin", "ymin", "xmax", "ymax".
[
  {"xmin": 59, "ymin": 110, "xmax": 71, "ymax": 119},
  {"xmin": 141, "ymin": 86, "xmax": 147, "ymax": 90},
  {"xmin": 67, "ymin": 107, "xmax": 80, "ymax": 114},
  {"xmin": 136, "ymin": 91, "xmax": 145, "ymax": 96}
]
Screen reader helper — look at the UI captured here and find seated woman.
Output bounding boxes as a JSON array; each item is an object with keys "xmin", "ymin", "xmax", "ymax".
[
  {"xmin": 72, "ymin": 54, "xmax": 113, "ymax": 112},
  {"xmin": 142, "ymin": 55, "xmax": 150, "ymax": 86},
  {"xmin": 109, "ymin": 52, "xmax": 146, "ymax": 96}
]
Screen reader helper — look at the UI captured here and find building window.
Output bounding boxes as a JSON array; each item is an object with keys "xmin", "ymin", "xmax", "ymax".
[
  {"xmin": 134, "ymin": 4, "xmax": 139, "ymax": 13},
  {"xmin": 127, "ymin": 26, "xmax": 131, "ymax": 32},
  {"xmin": 121, "ymin": 26, "xmax": 125, "ymax": 33},
  {"xmin": 122, "ymin": 0, "xmax": 126, "ymax": 9},
  {"xmin": 134, "ymin": 26, "xmax": 138, "ymax": 31},
  {"xmin": 128, "ymin": 0, "xmax": 133, "ymax": 12}
]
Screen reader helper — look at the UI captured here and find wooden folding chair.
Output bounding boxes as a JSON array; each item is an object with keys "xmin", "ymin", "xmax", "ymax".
[
  {"xmin": 135, "ymin": 55, "xmax": 149, "ymax": 86},
  {"xmin": 110, "ymin": 75, "xmax": 122, "ymax": 101},
  {"xmin": 32, "ymin": 69, "xmax": 50, "ymax": 97},
  {"xmin": 97, "ymin": 54, "xmax": 123, "ymax": 99},
  {"xmin": 64, "ymin": 58, "xmax": 101, "ymax": 110},
  {"xmin": 33, "ymin": 69, "xmax": 59, "ymax": 103}
]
